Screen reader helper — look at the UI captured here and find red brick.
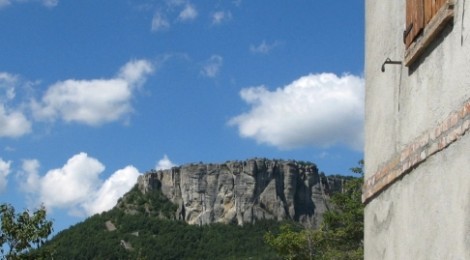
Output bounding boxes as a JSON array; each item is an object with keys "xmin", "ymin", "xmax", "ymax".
[
  {"xmin": 427, "ymin": 142, "xmax": 439, "ymax": 156},
  {"xmin": 449, "ymin": 112, "xmax": 460, "ymax": 128},
  {"xmin": 401, "ymin": 147, "xmax": 411, "ymax": 162},
  {"xmin": 463, "ymin": 120, "xmax": 470, "ymax": 133},
  {"xmin": 464, "ymin": 101, "xmax": 470, "ymax": 117}
]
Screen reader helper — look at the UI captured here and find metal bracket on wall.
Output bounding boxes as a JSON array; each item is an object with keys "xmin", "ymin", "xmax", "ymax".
[{"xmin": 381, "ymin": 58, "xmax": 402, "ymax": 72}]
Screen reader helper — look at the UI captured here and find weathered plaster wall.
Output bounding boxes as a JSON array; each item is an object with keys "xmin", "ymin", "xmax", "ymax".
[
  {"xmin": 365, "ymin": 134, "xmax": 470, "ymax": 259},
  {"xmin": 364, "ymin": 0, "xmax": 404, "ymax": 177},
  {"xmin": 365, "ymin": 0, "xmax": 470, "ymax": 258}
]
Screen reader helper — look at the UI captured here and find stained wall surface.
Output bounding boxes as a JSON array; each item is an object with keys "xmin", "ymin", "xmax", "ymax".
[{"xmin": 364, "ymin": 0, "xmax": 470, "ymax": 258}]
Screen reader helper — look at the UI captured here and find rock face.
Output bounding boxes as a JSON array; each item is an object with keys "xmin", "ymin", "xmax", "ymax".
[{"xmin": 137, "ymin": 158, "xmax": 344, "ymax": 227}]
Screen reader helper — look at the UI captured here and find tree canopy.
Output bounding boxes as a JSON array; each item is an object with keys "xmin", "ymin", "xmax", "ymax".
[{"xmin": 0, "ymin": 203, "xmax": 53, "ymax": 259}]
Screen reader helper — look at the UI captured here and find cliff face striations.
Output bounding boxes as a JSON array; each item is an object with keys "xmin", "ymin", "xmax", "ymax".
[{"xmin": 137, "ymin": 158, "xmax": 344, "ymax": 226}]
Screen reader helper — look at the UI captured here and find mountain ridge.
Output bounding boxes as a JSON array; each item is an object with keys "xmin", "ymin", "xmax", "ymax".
[{"xmin": 136, "ymin": 158, "xmax": 346, "ymax": 227}]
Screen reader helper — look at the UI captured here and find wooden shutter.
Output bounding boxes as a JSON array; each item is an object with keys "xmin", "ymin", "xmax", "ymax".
[
  {"xmin": 405, "ymin": 0, "xmax": 424, "ymax": 47},
  {"xmin": 424, "ymin": 0, "xmax": 448, "ymax": 25}
]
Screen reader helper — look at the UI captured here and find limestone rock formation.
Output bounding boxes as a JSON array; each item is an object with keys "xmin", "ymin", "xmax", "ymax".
[{"xmin": 137, "ymin": 158, "xmax": 344, "ymax": 227}]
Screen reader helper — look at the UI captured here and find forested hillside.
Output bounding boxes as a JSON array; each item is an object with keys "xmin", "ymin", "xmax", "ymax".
[
  {"xmin": 30, "ymin": 160, "xmax": 363, "ymax": 259},
  {"xmin": 35, "ymin": 184, "xmax": 284, "ymax": 259}
]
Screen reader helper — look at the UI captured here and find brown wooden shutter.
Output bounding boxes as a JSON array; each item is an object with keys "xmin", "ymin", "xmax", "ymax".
[
  {"xmin": 405, "ymin": 0, "xmax": 425, "ymax": 47},
  {"xmin": 424, "ymin": 0, "xmax": 448, "ymax": 25}
]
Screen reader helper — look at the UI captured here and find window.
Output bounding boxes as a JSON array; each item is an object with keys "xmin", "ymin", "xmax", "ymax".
[{"xmin": 404, "ymin": 0, "xmax": 455, "ymax": 66}]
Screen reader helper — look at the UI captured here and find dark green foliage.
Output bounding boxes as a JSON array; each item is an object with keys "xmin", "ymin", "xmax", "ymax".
[
  {"xmin": 116, "ymin": 185, "xmax": 177, "ymax": 219},
  {"xmin": 265, "ymin": 160, "xmax": 364, "ymax": 260},
  {"xmin": 264, "ymin": 224, "xmax": 312, "ymax": 260},
  {"xmin": 35, "ymin": 185, "xmax": 282, "ymax": 259},
  {"xmin": 0, "ymin": 203, "xmax": 53, "ymax": 259}
]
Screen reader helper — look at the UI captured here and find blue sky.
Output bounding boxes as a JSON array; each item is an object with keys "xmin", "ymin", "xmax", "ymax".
[{"xmin": 0, "ymin": 0, "xmax": 364, "ymax": 232}]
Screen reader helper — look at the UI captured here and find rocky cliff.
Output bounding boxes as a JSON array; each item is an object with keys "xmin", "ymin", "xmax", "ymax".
[{"xmin": 137, "ymin": 158, "xmax": 345, "ymax": 227}]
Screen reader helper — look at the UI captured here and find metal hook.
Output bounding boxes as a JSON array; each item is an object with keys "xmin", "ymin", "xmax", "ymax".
[{"xmin": 381, "ymin": 58, "xmax": 402, "ymax": 72}]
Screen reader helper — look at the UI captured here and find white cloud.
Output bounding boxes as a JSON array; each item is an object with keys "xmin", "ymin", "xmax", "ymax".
[
  {"xmin": 118, "ymin": 59, "xmax": 154, "ymax": 87},
  {"xmin": 151, "ymin": 12, "xmax": 170, "ymax": 32},
  {"xmin": 250, "ymin": 40, "xmax": 280, "ymax": 54},
  {"xmin": 155, "ymin": 155, "xmax": 176, "ymax": 171},
  {"xmin": 0, "ymin": 105, "xmax": 32, "ymax": 138},
  {"xmin": 32, "ymin": 59, "xmax": 154, "ymax": 126},
  {"xmin": 0, "ymin": 72, "xmax": 32, "ymax": 138},
  {"xmin": 151, "ymin": 1, "xmax": 197, "ymax": 31},
  {"xmin": 229, "ymin": 73, "xmax": 364, "ymax": 150},
  {"xmin": 0, "ymin": 72, "xmax": 17, "ymax": 101},
  {"xmin": 0, "ymin": 158, "xmax": 11, "ymax": 193},
  {"xmin": 82, "ymin": 166, "xmax": 141, "ymax": 215},
  {"xmin": 39, "ymin": 153, "xmax": 104, "ymax": 210},
  {"xmin": 20, "ymin": 153, "xmax": 142, "ymax": 216},
  {"xmin": 18, "ymin": 159, "xmax": 41, "ymax": 194},
  {"xmin": 201, "ymin": 55, "xmax": 223, "ymax": 78},
  {"xmin": 178, "ymin": 3, "xmax": 197, "ymax": 21},
  {"xmin": 212, "ymin": 11, "xmax": 232, "ymax": 25}
]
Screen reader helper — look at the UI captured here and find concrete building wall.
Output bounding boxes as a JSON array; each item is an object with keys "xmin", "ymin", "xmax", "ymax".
[{"xmin": 364, "ymin": 0, "xmax": 470, "ymax": 258}]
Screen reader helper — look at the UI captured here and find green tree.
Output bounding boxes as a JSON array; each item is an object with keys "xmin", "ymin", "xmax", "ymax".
[
  {"xmin": 265, "ymin": 160, "xmax": 364, "ymax": 260},
  {"xmin": 0, "ymin": 203, "xmax": 53, "ymax": 259},
  {"xmin": 264, "ymin": 224, "xmax": 313, "ymax": 260}
]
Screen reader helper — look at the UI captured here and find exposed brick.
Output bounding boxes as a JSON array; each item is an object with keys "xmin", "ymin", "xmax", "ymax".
[
  {"xmin": 411, "ymin": 142, "xmax": 418, "ymax": 153},
  {"xmin": 427, "ymin": 142, "xmax": 439, "ymax": 156},
  {"xmin": 455, "ymin": 125, "xmax": 464, "ymax": 138},
  {"xmin": 438, "ymin": 136, "xmax": 447, "ymax": 149},
  {"xmin": 411, "ymin": 154, "xmax": 420, "ymax": 166},
  {"xmin": 401, "ymin": 147, "xmax": 411, "ymax": 162},
  {"xmin": 449, "ymin": 112, "xmax": 460, "ymax": 128},
  {"xmin": 420, "ymin": 150, "xmax": 427, "ymax": 160},
  {"xmin": 419, "ymin": 133, "xmax": 430, "ymax": 147},
  {"xmin": 464, "ymin": 102, "xmax": 470, "ymax": 117},
  {"xmin": 463, "ymin": 120, "xmax": 470, "ymax": 133},
  {"xmin": 447, "ymin": 127, "xmax": 459, "ymax": 143},
  {"xmin": 363, "ymin": 98, "xmax": 470, "ymax": 204},
  {"xmin": 442, "ymin": 120, "xmax": 449, "ymax": 133},
  {"xmin": 435, "ymin": 124, "xmax": 443, "ymax": 138},
  {"xmin": 402, "ymin": 160, "xmax": 410, "ymax": 173}
]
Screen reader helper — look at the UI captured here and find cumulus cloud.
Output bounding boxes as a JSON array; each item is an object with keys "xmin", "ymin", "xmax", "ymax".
[
  {"xmin": 0, "ymin": 158, "xmax": 11, "ymax": 192},
  {"xmin": 212, "ymin": 11, "xmax": 232, "ymax": 25},
  {"xmin": 32, "ymin": 59, "xmax": 154, "ymax": 126},
  {"xmin": 201, "ymin": 55, "xmax": 223, "ymax": 78},
  {"xmin": 178, "ymin": 3, "xmax": 197, "ymax": 21},
  {"xmin": 81, "ymin": 166, "xmax": 141, "ymax": 215},
  {"xmin": 17, "ymin": 159, "xmax": 41, "ymax": 194},
  {"xmin": 155, "ymin": 155, "xmax": 176, "ymax": 171},
  {"xmin": 151, "ymin": 12, "xmax": 170, "ymax": 32},
  {"xmin": 19, "ymin": 153, "xmax": 141, "ymax": 216},
  {"xmin": 250, "ymin": 40, "xmax": 281, "ymax": 54},
  {"xmin": 229, "ymin": 73, "xmax": 364, "ymax": 150},
  {"xmin": 0, "ymin": 106, "xmax": 32, "ymax": 137},
  {"xmin": 0, "ymin": 72, "xmax": 17, "ymax": 101},
  {"xmin": 0, "ymin": 72, "xmax": 32, "ymax": 138}
]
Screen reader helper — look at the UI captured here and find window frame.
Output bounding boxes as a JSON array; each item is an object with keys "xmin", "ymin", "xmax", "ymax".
[{"xmin": 404, "ymin": 0, "xmax": 455, "ymax": 66}]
